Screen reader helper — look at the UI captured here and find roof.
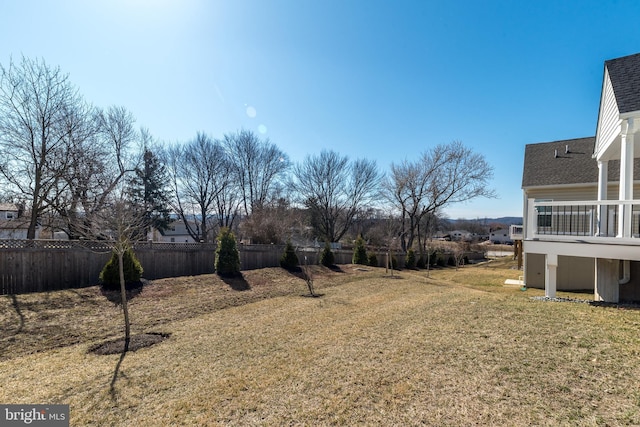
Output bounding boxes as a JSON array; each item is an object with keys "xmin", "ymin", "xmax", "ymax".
[
  {"xmin": 522, "ymin": 137, "xmax": 597, "ymax": 187},
  {"xmin": 522, "ymin": 136, "xmax": 640, "ymax": 188},
  {"xmin": 605, "ymin": 52, "xmax": 640, "ymax": 114},
  {"xmin": 0, "ymin": 203, "xmax": 18, "ymax": 211}
]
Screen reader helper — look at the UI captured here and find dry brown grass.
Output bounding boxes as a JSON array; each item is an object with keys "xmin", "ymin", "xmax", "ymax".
[{"xmin": 2, "ymin": 261, "xmax": 640, "ymax": 425}]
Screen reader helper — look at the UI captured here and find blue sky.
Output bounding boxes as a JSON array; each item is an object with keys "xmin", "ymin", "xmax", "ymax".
[{"xmin": 2, "ymin": 0, "xmax": 640, "ymax": 219}]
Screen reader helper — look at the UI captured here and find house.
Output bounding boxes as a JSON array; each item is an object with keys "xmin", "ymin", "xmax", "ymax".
[
  {"xmin": 522, "ymin": 52, "xmax": 640, "ymax": 303},
  {"xmin": 489, "ymin": 228, "xmax": 513, "ymax": 244},
  {"xmin": 449, "ymin": 229, "xmax": 473, "ymax": 241},
  {"xmin": 0, "ymin": 203, "xmax": 19, "ymax": 220},
  {"xmin": 0, "ymin": 203, "xmax": 33, "ymax": 239},
  {"xmin": 149, "ymin": 221, "xmax": 198, "ymax": 243}
]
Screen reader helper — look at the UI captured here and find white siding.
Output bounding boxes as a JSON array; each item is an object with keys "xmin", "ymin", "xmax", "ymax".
[
  {"xmin": 525, "ymin": 182, "xmax": 640, "ymax": 201},
  {"xmin": 595, "ymin": 68, "xmax": 621, "ymax": 159}
]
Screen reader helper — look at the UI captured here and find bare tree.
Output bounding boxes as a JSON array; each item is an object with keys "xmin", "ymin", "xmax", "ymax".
[
  {"xmin": 292, "ymin": 150, "xmax": 381, "ymax": 243},
  {"xmin": 240, "ymin": 196, "xmax": 294, "ymax": 244},
  {"xmin": 0, "ymin": 57, "xmax": 82, "ymax": 238},
  {"xmin": 166, "ymin": 133, "xmax": 229, "ymax": 242},
  {"xmin": 384, "ymin": 141, "xmax": 495, "ymax": 251},
  {"xmin": 223, "ymin": 129, "xmax": 290, "ymax": 215},
  {"xmin": 50, "ymin": 105, "xmax": 140, "ymax": 238},
  {"xmin": 78, "ymin": 192, "xmax": 146, "ymax": 392}
]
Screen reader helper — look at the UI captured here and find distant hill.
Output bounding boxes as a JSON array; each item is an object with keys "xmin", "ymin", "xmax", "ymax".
[
  {"xmin": 490, "ymin": 217, "xmax": 523, "ymax": 225},
  {"xmin": 446, "ymin": 217, "xmax": 523, "ymax": 226}
]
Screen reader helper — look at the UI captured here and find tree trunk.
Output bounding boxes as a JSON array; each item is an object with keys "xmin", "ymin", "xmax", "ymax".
[{"xmin": 118, "ymin": 250, "xmax": 130, "ymax": 352}]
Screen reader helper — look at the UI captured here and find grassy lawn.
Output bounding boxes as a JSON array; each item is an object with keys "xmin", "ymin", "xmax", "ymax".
[{"xmin": 2, "ymin": 259, "xmax": 640, "ymax": 425}]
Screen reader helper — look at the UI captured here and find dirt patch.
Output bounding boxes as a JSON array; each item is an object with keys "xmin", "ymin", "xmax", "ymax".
[{"xmin": 88, "ymin": 332, "xmax": 170, "ymax": 355}]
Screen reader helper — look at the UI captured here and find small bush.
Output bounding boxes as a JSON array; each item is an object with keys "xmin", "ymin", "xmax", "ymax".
[
  {"xmin": 405, "ymin": 249, "xmax": 416, "ymax": 269},
  {"xmin": 447, "ymin": 255, "xmax": 456, "ymax": 266},
  {"xmin": 416, "ymin": 254, "xmax": 426, "ymax": 269},
  {"xmin": 367, "ymin": 253, "xmax": 378, "ymax": 267},
  {"xmin": 215, "ymin": 227, "xmax": 241, "ymax": 276},
  {"xmin": 436, "ymin": 254, "xmax": 445, "ymax": 267},
  {"xmin": 352, "ymin": 235, "xmax": 368, "ymax": 265},
  {"xmin": 320, "ymin": 242, "xmax": 335, "ymax": 267},
  {"xmin": 280, "ymin": 240, "xmax": 299, "ymax": 270},
  {"xmin": 100, "ymin": 247, "xmax": 143, "ymax": 289}
]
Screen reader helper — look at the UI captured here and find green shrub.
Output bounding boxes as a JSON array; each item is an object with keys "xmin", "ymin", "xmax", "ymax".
[
  {"xmin": 320, "ymin": 242, "xmax": 335, "ymax": 267},
  {"xmin": 436, "ymin": 254, "xmax": 445, "ymax": 267},
  {"xmin": 431, "ymin": 250, "xmax": 440, "ymax": 266},
  {"xmin": 215, "ymin": 227, "xmax": 241, "ymax": 276},
  {"xmin": 99, "ymin": 247, "xmax": 143, "ymax": 289},
  {"xmin": 280, "ymin": 240, "xmax": 299, "ymax": 270},
  {"xmin": 405, "ymin": 249, "xmax": 416, "ymax": 269},
  {"xmin": 447, "ymin": 255, "xmax": 456, "ymax": 266},
  {"xmin": 367, "ymin": 252, "xmax": 378, "ymax": 267},
  {"xmin": 416, "ymin": 254, "xmax": 426, "ymax": 269},
  {"xmin": 352, "ymin": 235, "xmax": 368, "ymax": 265}
]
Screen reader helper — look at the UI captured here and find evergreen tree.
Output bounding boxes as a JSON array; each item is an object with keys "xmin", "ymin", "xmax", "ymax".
[
  {"xmin": 215, "ymin": 227, "xmax": 241, "ymax": 276},
  {"xmin": 280, "ymin": 240, "xmax": 299, "ymax": 270},
  {"xmin": 127, "ymin": 146, "xmax": 172, "ymax": 238},
  {"xmin": 320, "ymin": 242, "xmax": 335, "ymax": 267},
  {"xmin": 405, "ymin": 248, "xmax": 417, "ymax": 269},
  {"xmin": 352, "ymin": 235, "xmax": 368, "ymax": 265},
  {"xmin": 99, "ymin": 246, "xmax": 143, "ymax": 289}
]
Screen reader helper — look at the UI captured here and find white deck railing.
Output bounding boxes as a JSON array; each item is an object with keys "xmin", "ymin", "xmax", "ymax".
[{"xmin": 527, "ymin": 199, "xmax": 640, "ymax": 244}]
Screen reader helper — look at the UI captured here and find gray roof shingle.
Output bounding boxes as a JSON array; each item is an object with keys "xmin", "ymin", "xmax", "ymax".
[
  {"xmin": 522, "ymin": 136, "xmax": 640, "ymax": 188},
  {"xmin": 605, "ymin": 52, "xmax": 640, "ymax": 114},
  {"xmin": 522, "ymin": 137, "xmax": 597, "ymax": 188}
]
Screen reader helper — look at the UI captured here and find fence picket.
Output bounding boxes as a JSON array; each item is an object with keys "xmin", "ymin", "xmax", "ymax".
[{"xmin": 0, "ymin": 240, "xmax": 375, "ymax": 294}]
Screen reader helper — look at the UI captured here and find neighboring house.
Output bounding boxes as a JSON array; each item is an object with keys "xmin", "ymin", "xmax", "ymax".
[
  {"xmin": 0, "ymin": 203, "xmax": 19, "ymax": 220},
  {"xmin": 522, "ymin": 52, "xmax": 640, "ymax": 303},
  {"xmin": 0, "ymin": 203, "xmax": 41, "ymax": 239},
  {"xmin": 489, "ymin": 228, "xmax": 513, "ymax": 244},
  {"xmin": 449, "ymin": 230, "xmax": 473, "ymax": 241},
  {"xmin": 149, "ymin": 221, "xmax": 198, "ymax": 243}
]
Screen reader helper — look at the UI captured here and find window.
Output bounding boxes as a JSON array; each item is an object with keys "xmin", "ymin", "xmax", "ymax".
[{"xmin": 536, "ymin": 200, "xmax": 552, "ymax": 229}]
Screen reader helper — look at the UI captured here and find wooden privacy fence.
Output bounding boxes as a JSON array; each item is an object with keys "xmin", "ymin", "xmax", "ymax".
[{"xmin": 0, "ymin": 240, "xmax": 369, "ymax": 295}]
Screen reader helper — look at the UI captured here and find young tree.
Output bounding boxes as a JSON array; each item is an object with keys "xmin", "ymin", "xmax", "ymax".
[
  {"xmin": 320, "ymin": 242, "xmax": 335, "ymax": 267},
  {"xmin": 74, "ymin": 191, "xmax": 147, "ymax": 391},
  {"xmin": 292, "ymin": 150, "xmax": 381, "ymax": 243},
  {"xmin": 352, "ymin": 235, "xmax": 368, "ymax": 265},
  {"xmin": 280, "ymin": 240, "xmax": 299, "ymax": 270},
  {"xmin": 215, "ymin": 227, "xmax": 241, "ymax": 276}
]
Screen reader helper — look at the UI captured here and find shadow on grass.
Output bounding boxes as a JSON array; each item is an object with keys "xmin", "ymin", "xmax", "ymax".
[
  {"xmin": 100, "ymin": 280, "xmax": 146, "ymax": 305},
  {"xmin": 109, "ymin": 341, "xmax": 128, "ymax": 397},
  {"xmin": 9, "ymin": 294, "xmax": 25, "ymax": 335},
  {"xmin": 67, "ymin": 288, "xmax": 103, "ymax": 307},
  {"xmin": 220, "ymin": 273, "xmax": 251, "ymax": 291}
]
